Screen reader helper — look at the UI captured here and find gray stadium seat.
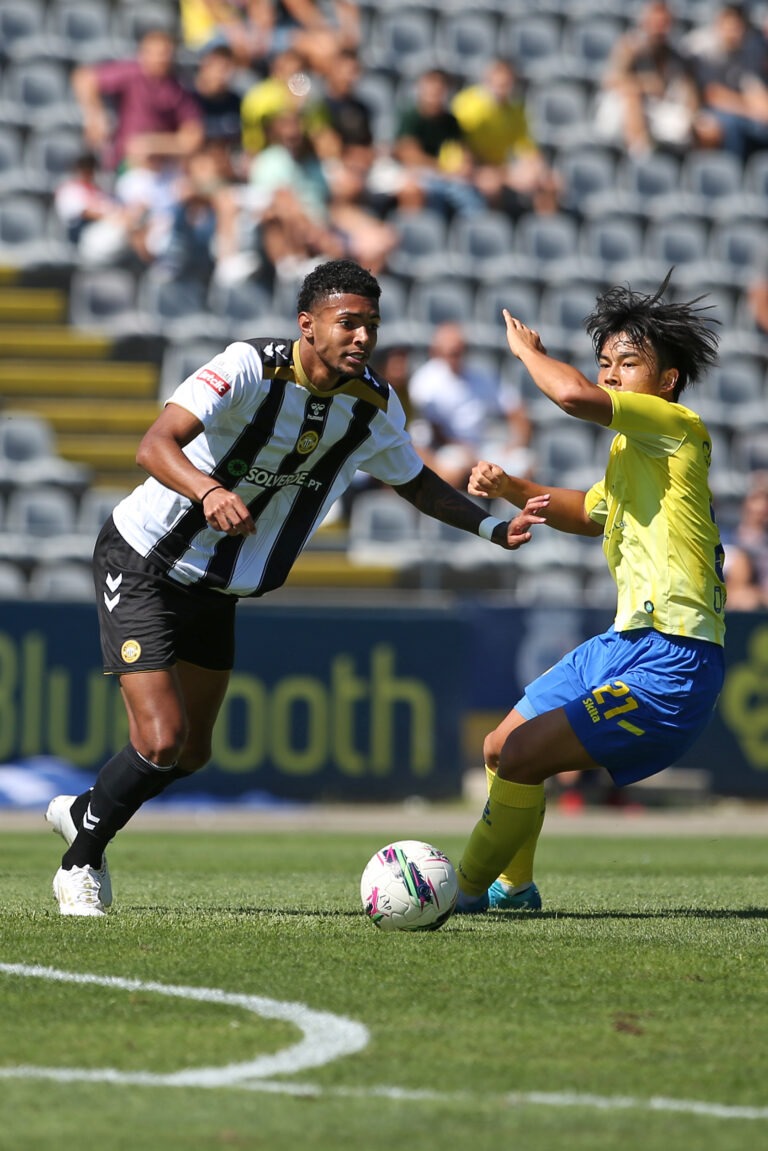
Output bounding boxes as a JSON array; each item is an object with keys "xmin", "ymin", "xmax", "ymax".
[
  {"xmin": 447, "ymin": 211, "xmax": 516, "ymax": 280},
  {"xmin": 364, "ymin": 8, "xmax": 437, "ymax": 77},
  {"xmin": 0, "ymin": 58, "xmax": 82, "ymax": 131},
  {"xmin": 557, "ymin": 147, "xmax": 618, "ymax": 215},
  {"xmin": 386, "ymin": 209, "xmax": 449, "ymax": 279},
  {"xmin": 347, "ymin": 490, "xmax": 427, "ymax": 569},
  {"xmin": 499, "ymin": 16, "xmax": 562, "ymax": 83},
  {"xmin": 407, "ymin": 276, "xmax": 475, "ymax": 329},
  {"xmin": 0, "ymin": 560, "xmax": 27, "ymax": 598},
  {"xmin": 526, "ymin": 80, "xmax": 593, "ymax": 150},
  {"xmin": 435, "ymin": 11, "xmax": 499, "ymax": 81},
  {"xmin": 0, "ymin": 0, "xmax": 47, "ymax": 62},
  {"xmin": 28, "ymin": 560, "xmax": 95, "ymax": 600}
]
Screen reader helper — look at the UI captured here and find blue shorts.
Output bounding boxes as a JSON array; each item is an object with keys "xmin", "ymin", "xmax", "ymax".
[{"xmin": 515, "ymin": 627, "xmax": 725, "ymax": 786}]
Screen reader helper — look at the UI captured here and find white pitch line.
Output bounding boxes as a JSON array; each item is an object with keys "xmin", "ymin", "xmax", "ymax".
[
  {"xmin": 1, "ymin": 964, "xmax": 766, "ymax": 1122},
  {"xmin": 0, "ymin": 963, "xmax": 368, "ymax": 1085}
]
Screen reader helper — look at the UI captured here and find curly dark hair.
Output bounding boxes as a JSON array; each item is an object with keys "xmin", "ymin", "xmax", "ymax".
[
  {"xmin": 585, "ymin": 270, "xmax": 720, "ymax": 399},
  {"xmin": 296, "ymin": 259, "xmax": 381, "ymax": 313}
]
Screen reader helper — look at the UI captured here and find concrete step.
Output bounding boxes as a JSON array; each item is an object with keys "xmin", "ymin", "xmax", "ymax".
[
  {"xmin": 6, "ymin": 398, "xmax": 161, "ymax": 434},
  {"xmin": 0, "ymin": 287, "xmax": 67, "ymax": 323},
  {"xmin": 0, "ymin": 359, "xmax": 158, "ymax": 396},
  {"xmin": 0, "ymin": 325, "xmax": 112, "ymax": 359}
]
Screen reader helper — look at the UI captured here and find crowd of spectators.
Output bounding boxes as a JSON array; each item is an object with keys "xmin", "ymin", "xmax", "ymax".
[{"xmin": 4, "ymin": 0, "xmax": 768, "ymax": 612}]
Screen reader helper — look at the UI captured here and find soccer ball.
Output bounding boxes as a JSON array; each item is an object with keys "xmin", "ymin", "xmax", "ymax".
[{"xmin": 360, "ymin": 839, "xmax": 459, "ymax": 932}]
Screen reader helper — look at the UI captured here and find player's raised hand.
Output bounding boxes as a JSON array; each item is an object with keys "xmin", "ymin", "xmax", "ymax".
[
  {"xmin": 502, "ymin": 309, "xmax": 546, "ymax": 359},
  {"xmin": 468, "ymin": 460, "xmax": 510, "ymax": 499},
  {"xmin": 503, "ymin": 493, "xmax": 551, "ymax": 550}
]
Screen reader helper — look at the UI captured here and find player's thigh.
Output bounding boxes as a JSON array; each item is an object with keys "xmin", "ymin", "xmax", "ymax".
[{"xmin": 496, "ymin": 706, "xmax": 600, "ymax": 785}]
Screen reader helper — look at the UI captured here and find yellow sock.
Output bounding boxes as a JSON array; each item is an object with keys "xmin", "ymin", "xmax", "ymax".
[
  {"xmin": 457, "ymin": 774, "xmax": 545, "ymax": 897},
  {"xmin": 482, "ymin": 765, "xmax": 546, "ymax": 890}
]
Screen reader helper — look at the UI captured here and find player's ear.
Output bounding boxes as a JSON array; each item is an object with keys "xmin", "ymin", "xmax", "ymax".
[
  {"xmin": 298, "ymin": 311, "xmax": 314, "ymax": 339},
  {"xmin": 661, "ymin": 369, "xmax": 678, "ymax": 395}
]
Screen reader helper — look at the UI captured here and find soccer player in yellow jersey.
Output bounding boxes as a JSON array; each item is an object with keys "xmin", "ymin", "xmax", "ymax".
[{"xmin": 455, "ymin": 274, "xmax": 726, "ymax": 912}]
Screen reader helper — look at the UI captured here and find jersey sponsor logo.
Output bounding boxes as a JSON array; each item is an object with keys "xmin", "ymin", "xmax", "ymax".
[
  {"xmin": 295, "ymin": 430, "xmax": 319, "ymax": 455},
  {"xmin": 243, "ymin": 464, "xmax": 323, "ymax": 491},
  {"xmin": 227, "ymin": 458, "xmax": 248, "ymax": 477},
  {"xmin": 197, "ymin": 368, "xmax": 231, "ymax": 397},
  {"xmin": 121, "ymin": 639, "xmax": 142, "ymax": 664}
]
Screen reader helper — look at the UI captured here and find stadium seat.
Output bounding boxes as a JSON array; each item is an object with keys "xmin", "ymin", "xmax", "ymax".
[
  {"xmin": 0, "ymin": 0, "xmax": 47, "ymax": 62},
  {"xmin": 580, "ymin": 215, "xmax": 646, "ymax": 274},
  {"xmin": 0, "ymin": 58, "xmax": 82, "ymax": 131},
  {"xmin": 539, "ymin": 283, "xmax": 603, "ymax": 352},
  {"xmin": 585, "ymin": 151, "xmax": 681, "ymax": 220},
  {"xmin": 0, "ymin": 560, "xmax": 27, "ymax": 598},
  {"xmin": 138, "ymin": 271, "xmax": 231, "ymax": 343},
  {"xmin": 347, "ymin": 489, "xmax": 427, "ymax": 569},
  {"xmin": 364, "ymin": 8, "xmax": 437, "ymax": 77},
  {"xmin": 385, "ymin": 209, "xmax": 449, "ymax": 279},
  {"xmin": 474, "ymin": 278, "xmax": 541, "ymax": 331},
  {"xmin": 407, "ymin": 276, "xmax": 476, "ymax": 329},
  {"xmin": 23, "ymin": 126, "xmax": 85, "ymax": 195},
  {"xmin": 0, "ymin": 486, "xmax": 81, "ymax": 566},
  {"xmin": 28, "ymin": 560, "xmax": 95, "ymax": 600},
  {"xmin": 499, "ymin": 16, "xmax": 563, "ymax": 83},
  {"xmin": 557, "ymin": 147, "xmax": 618, "ymax": 215},
  {"xmin": 159, "ymin": 340, "xmax": 230, "ymax": 403},
  {"xmin": 0, "ymin": 412, "xmax": 91, "ymax": 493},
  {"xmin": 531, "ymin": 421, "xmax": 598, "ymax": 482},
  {"xmin": 560, "ymin": 16, "xmax": 627, "ymax": 84},
  {"xmin": 111, "ymin": 1, "xmax": 179, "ymax": 45},
  {"xmin": 208, "ymin": 275, "xmax": 273, "ymax": 337},
  {"xmin": 68, "ymin": 267, "xmax": 144, "ymax": 333},
  {"xmin": 435, "ymin": 11, "xmax": 499, "ymax": 81},
  {"xmin": 643, "ymin": 216, "xmax": 710, "ymax": 276},
  {"xmin": 446, "ymin": 211, "xmax": 516, "ymax": 280},
  {"xmin": 507, "ymin": 212, "xmax": 581, "ymax": 282},
  {"xmin": 354, "ymin": 71, "xmax": 398, "ymax": 144},
  {"xmin": 48, "ymin": 0, "xmax": 124, "ymax": 64},
  {"xmin": 0, "ymin": 125, "xmax": 25, "ymax": 195},
  {"xmin": 526, "ymin": 80, "xmax": 593, "ymax": 150}
]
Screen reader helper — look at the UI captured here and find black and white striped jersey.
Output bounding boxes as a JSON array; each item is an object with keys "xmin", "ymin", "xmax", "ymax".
[{"xmin": 111, "ymin": 336, "xmax": 423, "ymax": 597}]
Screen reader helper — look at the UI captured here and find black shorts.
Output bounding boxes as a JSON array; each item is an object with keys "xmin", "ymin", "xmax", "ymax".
[{"xmin": 93, "ymin": 518, "xmax": 237, "ymax": 674}]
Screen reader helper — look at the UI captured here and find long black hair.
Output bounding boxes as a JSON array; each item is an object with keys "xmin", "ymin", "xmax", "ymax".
[{"xmin": 585, "ymin": 270, "xmax": 720, "ymax": 399}]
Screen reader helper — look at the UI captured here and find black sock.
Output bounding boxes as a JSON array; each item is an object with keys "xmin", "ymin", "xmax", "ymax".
[{"xmin": 61, "ymin": 744, "xmax": 177, "ymax": 870}]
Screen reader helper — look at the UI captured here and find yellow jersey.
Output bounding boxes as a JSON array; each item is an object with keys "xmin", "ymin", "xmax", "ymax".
[{"xmin": 584, "ymin": 387, "xmax": 726, "ymax": 645}]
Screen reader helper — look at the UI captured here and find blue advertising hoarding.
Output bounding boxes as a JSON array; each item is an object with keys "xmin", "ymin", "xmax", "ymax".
[{"xmin": 1, "ymin": 600, "xmax": 766, "ymax": 801}]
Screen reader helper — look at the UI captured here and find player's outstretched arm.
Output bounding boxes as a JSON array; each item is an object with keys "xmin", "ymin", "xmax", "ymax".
[
  {"xmin": 468, "ymin": 460, "xmax": 602, "ymax": 537},
  {"xmin": 502, "ymin": 310, "xmax": 613, "ymax": 426},
  {"xmin": 392, "ymin": 464, "xmax": 547, "ymax": 550}
]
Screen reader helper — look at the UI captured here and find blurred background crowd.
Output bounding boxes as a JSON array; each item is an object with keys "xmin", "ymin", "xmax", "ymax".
[{"xmin": 2, "ymin": 0, "xmax": 768, "ymax": 611}]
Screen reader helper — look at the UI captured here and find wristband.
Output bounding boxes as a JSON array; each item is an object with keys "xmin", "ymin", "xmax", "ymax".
[
  {"xmin": 478, "ymin": 516, "xmax": 505, "ymax": 541},
  {"xmin": 200, "ymin": 485, "xmax": 225, "ymax": 504}
]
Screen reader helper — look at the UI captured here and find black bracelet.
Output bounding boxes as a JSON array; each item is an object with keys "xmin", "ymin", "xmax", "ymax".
[{"xmin": 200, "ymin": 485, "xmax": 225, "ymax": 504}]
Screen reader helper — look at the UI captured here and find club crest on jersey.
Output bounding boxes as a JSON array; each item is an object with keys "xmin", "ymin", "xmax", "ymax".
[
  {"xmin": 197, "ymin": 367, "xmax": 231, "ymax": 397},
  {"xmin": 296, "ymin": 430, "xmax": 319, "ymax": 455},
  {"xmin": 121, "ymin": 639, "xmax": 141, "ymax": 664}
]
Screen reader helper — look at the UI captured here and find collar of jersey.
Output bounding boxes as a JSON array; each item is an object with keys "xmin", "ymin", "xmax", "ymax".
[{"xmin": 292, "ymin": 342, "xmax": 388, "ymax": 411}]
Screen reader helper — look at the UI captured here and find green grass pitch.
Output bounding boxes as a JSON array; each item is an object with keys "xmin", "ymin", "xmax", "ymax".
[{"xmin": 1, "ymin": 819, "xmax": 766, "ymax": 1151}]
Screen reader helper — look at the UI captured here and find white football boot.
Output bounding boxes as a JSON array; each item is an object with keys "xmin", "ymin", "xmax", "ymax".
[
  {"xmin": 46, "ymin": 794, "xmax": 113, "ymax": 907},
  {"xmin": 53, "ymin": 865, "xmax": 107, "ymax": 917}
]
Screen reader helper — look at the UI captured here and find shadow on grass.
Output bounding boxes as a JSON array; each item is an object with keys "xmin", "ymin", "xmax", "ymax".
[{"xmin": 126, "ymin": 906, "xmax": 768, "ymax": 920}]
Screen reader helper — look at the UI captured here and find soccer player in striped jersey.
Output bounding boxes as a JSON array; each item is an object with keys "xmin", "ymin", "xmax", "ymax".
[
  {"xmin": 455, "ymin": 273, "xmax": 726, "ymax": 913},
  {"xmin": 47, "ymin": 258, "xmax": 545, "ymax": 916}
]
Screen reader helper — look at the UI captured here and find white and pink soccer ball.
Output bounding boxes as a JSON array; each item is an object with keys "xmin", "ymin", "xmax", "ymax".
[{"xmin": 360, "ymin": 839, "xmax": 459, "ymax": 932}]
